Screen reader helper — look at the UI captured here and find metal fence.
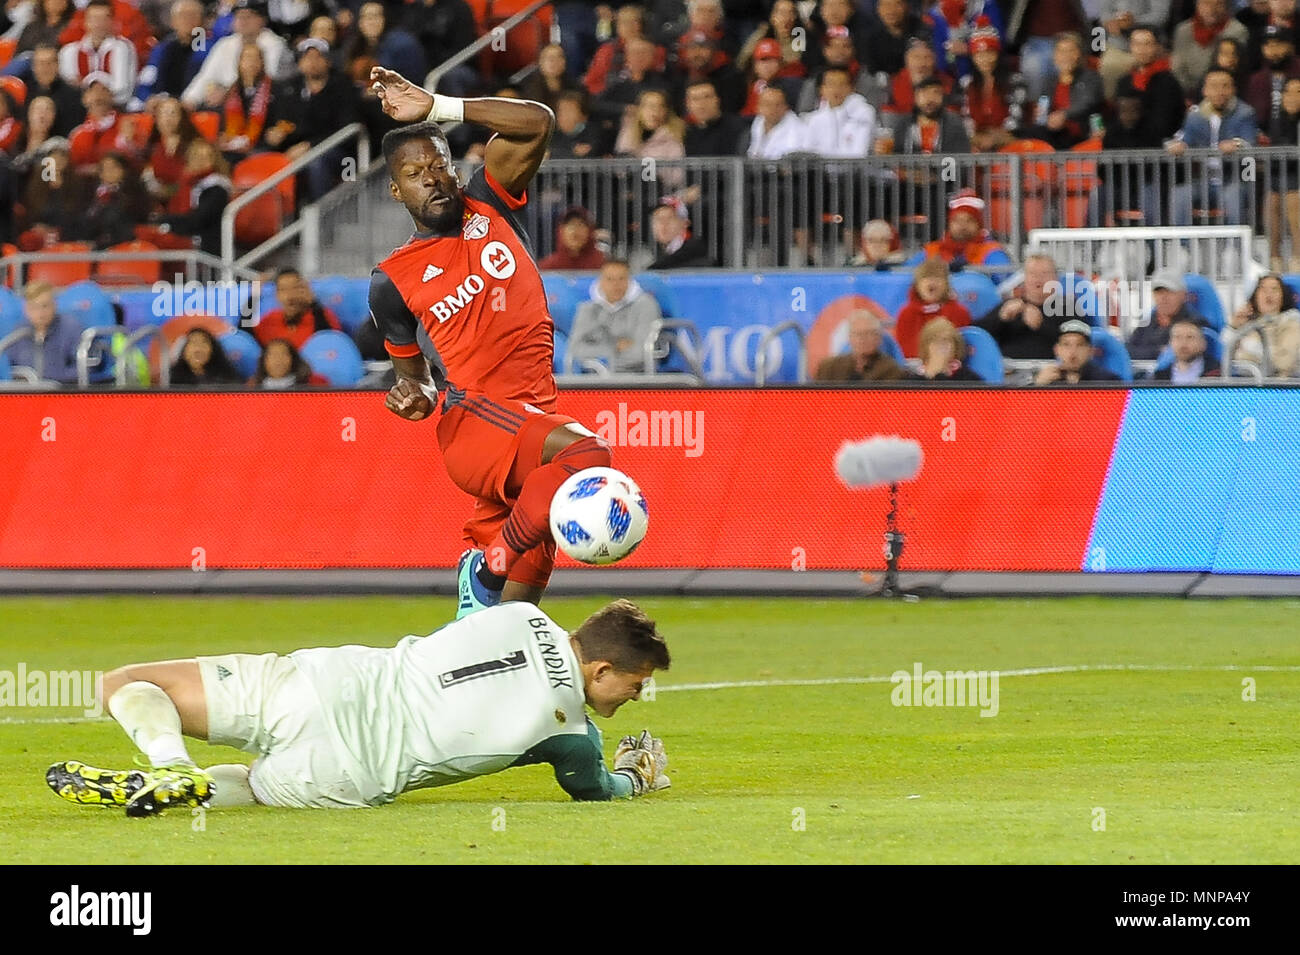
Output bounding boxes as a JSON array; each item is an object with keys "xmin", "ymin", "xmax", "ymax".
[{"xmin": 310, "ymin": 147, "xmax": 1300, "ymax": 275}]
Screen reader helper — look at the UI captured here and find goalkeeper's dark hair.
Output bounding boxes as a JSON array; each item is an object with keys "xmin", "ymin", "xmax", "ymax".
[
  {"xmin": 382, "ymin": 122, "xmax": 449, "ymax": 170},
  {"xmin": 572, "ymin": 599, "xmax": 670, "ymax": 673}
]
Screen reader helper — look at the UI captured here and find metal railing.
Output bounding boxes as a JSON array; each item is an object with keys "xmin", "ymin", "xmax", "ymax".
[
  {"xmin": 312, "ymin": 148, "xmax": 1300, "ymax": 277},
  {"xmin": 0, "ymin": 249, "xmax": 247, "ymax": 290},
  {"xmin": 221, "ymin": 122, "xmax": 370, "ymax": 277}
]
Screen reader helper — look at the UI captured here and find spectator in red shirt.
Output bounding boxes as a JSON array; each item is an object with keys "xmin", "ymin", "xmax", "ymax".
[
  {"xmin": 57, "ymin": 0, "xmax": 153, "ymax": 64},
  {"xmin": 585, "ymin": 4, "xmax": 666, "ymax": 96},
  {"xmin": 964, "ymin": 20, "xmax": 1013, "ymax": 151},
  {"xmin": 67, "ymin": 72, "xmax": 123, "ymax": 171},
  {"xmin": 906, "ymin": 191, "xmax": 1012, "ymax": 283},
  {"xmin": 894, "ymin": 257, "xmax": 972, "ymax": 357},
  {"xmin": 886, "ymin": 39, "xmax": 953, "ymax": 114},
  {"xmin": 56, "ymin": 0, "xmax": 137, "ymax": 108},
  {"xmin": 143, "ymin": 96, "xmax": 202, "ymax": 213},
  {"xmin": 252, "ymin": 268, "xmax": 342, "ymax": 348},
  {"xmin": 538, "ymin": 206, "xmax": 608, "ymax": 270}
]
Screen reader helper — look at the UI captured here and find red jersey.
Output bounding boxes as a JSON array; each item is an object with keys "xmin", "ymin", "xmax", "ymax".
[{"xmin": 370, "ymin": 166, "xmax": 556, "ymax": 410}]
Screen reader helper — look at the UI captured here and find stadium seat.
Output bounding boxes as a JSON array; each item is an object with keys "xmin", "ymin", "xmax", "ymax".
[
  {"xmin": 949, "ymin": 272, "xmax": 1000, "ymax": 321},
  {"xmin": 300, "ymin": 330, "xmax": 364, "ymax": 385},
  {"xmin": 27, "ymin": 242, "xmax": 93, "ymax": 285},
  {"xmin": 1090, "ymin": 329, "xmax": 1133, "ymax": 381},
  {"xmin": 959, "ymin": 326, "xmax": 1004, "ymax": 382},
  {"xmin": 0, "ymin": 75, "xmax": 26, "ymax": 108},
  {"xmin": 310, "ymin": 276, "xmax": 370, "ymax": 333},
  {"xmin": 879, "ymin": 331, "xmax": 904, "ymax": 363},
  {"xmin": 632, "ymin": 271, "xmax": 680, "ymax": 318},
  {"xmin": 0, "ymin": 286, "xmax": 22, "ymax": 338},
  {"xmin": 1181, "ymin": 273, "xmax": 1225, "ymax": 330},
  {"xmin": 94, "ymin": 240, "xmax": 162, "ymax": 286},
  {"xmin": 1064, "ymin": 139, "xmax": 1102, "ymax": 229},
  {"xmin": 542, "ymin": 274, "xmax": 589, "ymax": 336},
  {"xmin": 481, "ymin": 0, "xmax": 553, "ymax": 77},
  {"xmin": 232, "ymin": 153, "xmax": 295, "ymax": 215},
  {"xmin": 0, "ymin": 349, "xmax": 10, "ymax": 382},
  {"xmin": 230, "ymin": 152, "xmax": 296, "ymax": 248},
  {"xmin": 989, "ymin": 140, "xmax": 1055, "ymax": 237},
  {"xmin": 218, "ymin": 328, "xmax": 261, "ymax": 380},
  {"xmin": 553, "ymin": 327, "xmax": 567, "ymax": 374},
  {"xmin": 0, "ymin": 38, "xmax": 17, "ymax": 67},
  {"xmin": 1, "ymin": 242, "xmax": 17, "ymax": 287},
  {"xmin": 191, "ymin": 111, "xmax": 220, "ymax": 142},
  {"xmin": 55, "ymin": 281, "xmax": 116, "ymax": 330}
]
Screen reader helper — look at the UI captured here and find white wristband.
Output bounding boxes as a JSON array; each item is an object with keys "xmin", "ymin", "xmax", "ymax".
[{"xmin": 426, "ymin": 93, "xmax": 465, "ymax": 124}]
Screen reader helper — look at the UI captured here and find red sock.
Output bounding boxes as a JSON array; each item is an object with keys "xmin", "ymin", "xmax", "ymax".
[{"xmin": 484, "ymin": 437, "xmax": 612, "ymax": 580}]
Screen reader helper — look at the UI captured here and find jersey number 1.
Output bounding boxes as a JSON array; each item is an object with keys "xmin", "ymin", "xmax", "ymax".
[{"xmin": 438, "ymin": 649, "xmax": 528, "ymax": 688}]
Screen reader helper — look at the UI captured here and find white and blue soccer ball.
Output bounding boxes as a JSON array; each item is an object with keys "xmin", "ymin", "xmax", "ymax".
[{"xmin": 549, "ymin": 467, "xmax": 649, "ymax": 565}]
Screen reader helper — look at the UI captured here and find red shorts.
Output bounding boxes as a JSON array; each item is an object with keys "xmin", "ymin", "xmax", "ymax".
[{"xmin": 436, "ymin": 389, "xmax": 580, "ymax": 589}]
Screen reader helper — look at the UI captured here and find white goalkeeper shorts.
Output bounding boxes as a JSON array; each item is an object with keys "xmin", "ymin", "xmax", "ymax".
[{"xmin": 197, "ymin": 653, "xmax": 369, "ymax": 809}]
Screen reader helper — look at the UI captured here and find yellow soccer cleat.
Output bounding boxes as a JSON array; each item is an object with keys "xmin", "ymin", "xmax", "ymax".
[
  {"xmin": 124, "ymin": 765, "xmax": 215, "ymax": 818},
  {"xmin": 46, "ymin": 760, "xmax": 148, "ymax": 807}
]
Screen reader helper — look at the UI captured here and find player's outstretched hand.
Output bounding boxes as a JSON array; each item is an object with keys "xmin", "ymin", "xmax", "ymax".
[
  {"xmin": 369, "ymin": 67, "xmax": 434, "ymax": 123},
  {"xmin": 385, "ymin": 378, "xmax": 437, "ymax": 421},
  {"xmin": 614, "ymin": 729, "xmax": 670, "ymax": 795}
]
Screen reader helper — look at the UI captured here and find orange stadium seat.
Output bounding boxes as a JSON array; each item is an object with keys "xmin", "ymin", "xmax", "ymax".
[
  {"xmin": 988, "ymin": 139, "xmax": 1055, "ymax": 236},
  {"xmin": 27, "ymin": 242, "xmax": 93, "ymax": 285},
  {"xmin": 482, "ymin": 0, "xmax": 554, "ymax": 78},
  {"xmin": 94, "ymin": 240, "xmax": 162, "ymax": 286},
  {"xmin": 231, "ymin": 153, "xmax": 295, "ymax": 247},
  {"xmin": 0, "ymin": 38, "xmax": 16, "ymax": 68},
  {"xmin": 191, "ymin": 111, "xmax": 220, "ymax": 142},
  {"xmin": 1, "ymin": 243, "xmax": 17, "ymax": 287},
  {"xmin": 1064, "ymin": 138, "xmax": 1103, "ymax": 229},
  {"xmin": 0, "ymin": 75, "xmax": 27, "ymax": 107}
]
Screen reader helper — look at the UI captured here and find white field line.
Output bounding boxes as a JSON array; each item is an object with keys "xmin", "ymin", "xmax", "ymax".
[{"xmin": 1, "ymin": 663, "xmax": 1297, "ymax": 725}]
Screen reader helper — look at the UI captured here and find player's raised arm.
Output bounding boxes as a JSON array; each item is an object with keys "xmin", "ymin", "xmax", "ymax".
[{"xmin": 369, "ymin": 67, "xmax": 554, "ymax": 197}]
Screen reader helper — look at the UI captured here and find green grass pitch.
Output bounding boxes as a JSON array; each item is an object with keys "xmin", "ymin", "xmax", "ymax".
[{"xmin": 1, "ymin": 595, "xmax": 1297, "ymax": 864}]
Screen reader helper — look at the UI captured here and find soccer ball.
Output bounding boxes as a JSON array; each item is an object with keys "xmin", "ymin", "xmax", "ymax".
[{"xmin": 549, "ymin": 467, "xmax": 649, "ymax": 565}]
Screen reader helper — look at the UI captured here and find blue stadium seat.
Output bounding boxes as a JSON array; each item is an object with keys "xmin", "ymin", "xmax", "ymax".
[
  {"xmin": 0, "ymin": 286, "xmax": 22, "ymax": 338},
  {"xmin": 632, "ymin": 271, "xmax": 680, "ymax": 318},
  {"xmin": 113, "ymin": 290, "xmax": 158, "ymax": 331},
  {"xmin": 553, "ymin": 326, "xmax": 567, "ymax": 373},
  {"xmin": 0, "ymin": 350, "xmax": 10, "ymax": 382},
  {"xmin": 219, "ymin": 329, "xmax": 261, "ymax": 380},
  {"xmin": 311, "ymin": 277, "xmax": 370, "ymax": 334},
  {"xmin": 1091, "ymin": 329, "xmax": 1133, "ymax": 381},
  {"xmin": 950, "ymin": 272, "xmax": 1001, "ymax": 322},
  {"xmin": 56, "ymin": 281, "xmax": 115, "ymax": 331},
  {"xmin": 542, "ymin": 274, "xmax": 588, "ymax": 336},
  {"xmin": 1182, "ymin": 274, "xmax": 1224, "ymax": 330},
  {"xmin": 879, "ymin": 332, "xmax": 904, "ymax": 363},
  {"xmin": 300, "ymin": 330, "xmax": 364, "ymax": 385},
  {"xmin": 959, "ymin": 325, "xmax": 1004, "ymax": 382}
]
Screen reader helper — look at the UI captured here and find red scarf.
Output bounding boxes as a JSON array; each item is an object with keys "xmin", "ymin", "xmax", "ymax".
[
  {"xmin": 1130, "ymin": 57, "xmax": 1171, "ymax": 92},
  {"xmin": 223, "ymin": 76, "xmax": 272, "ymax": 148},
  {"xmin": 933, "ymin": 229, "xmax": 992, "ymax": 261},
  {"xmin": 76, "ymin": 38, "xmax": 125, "ymax": 81},
  {"xmin": 1191, "ymin": 15, "xmax": 1227, "ymax": 47},
  {"xmin": 939, "ymin": 0, "xmax": 966, "ymax": 27}
]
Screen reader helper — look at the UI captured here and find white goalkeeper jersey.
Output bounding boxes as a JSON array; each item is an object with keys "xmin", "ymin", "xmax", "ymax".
[{"xmin": 288, "ymin": 602, "xmax": 596, "ymax": 806}]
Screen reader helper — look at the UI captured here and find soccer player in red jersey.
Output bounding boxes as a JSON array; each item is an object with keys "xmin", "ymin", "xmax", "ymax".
[{"xmin": 366, "ymin": 67, "xmax": 615, "ymax": 618}]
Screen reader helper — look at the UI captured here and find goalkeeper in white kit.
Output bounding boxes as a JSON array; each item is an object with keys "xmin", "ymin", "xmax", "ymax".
[{"xmin": 46, "ymin": 600, "xmax": 671, "ymax": 815}]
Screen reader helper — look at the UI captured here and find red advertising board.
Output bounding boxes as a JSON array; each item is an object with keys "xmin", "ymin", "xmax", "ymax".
[{"xmin": 0, "ymin": 390, "xmax": 1127, "ymax": 571}]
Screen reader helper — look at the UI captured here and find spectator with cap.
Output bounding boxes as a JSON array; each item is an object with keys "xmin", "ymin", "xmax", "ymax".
[
  {"xmin": 850, "ymin": 220, "xmax": 907, "ymax": 270},
  {"xmin": 977, "ymin": 252, "xmax": 1067, "ymax": 359},
  {"xmin": 905, "ymin": 190, "xmax": 1012, "ymax": 283},
  {"xmin": 1127, "ymin": 271, "xmax": 1209, "ymax": 360},
  {"xmin": 683, "ymin": 79, "xmax": 747, "ymax": 155},
  {"xmin": 28, "ymin": 43, "xmax": 85, "ymax": 136},
  {"xmin": 539, "ymin": 206, "xmax": 608, "ymax": 270},
  {"xmin": 1166, "ymin": 67, "xmax": 1258, "ymax": 225},
  {"xmin": 893, "ymin": 257, "xmax": 972, "ymax": 358},
  {"xmin": 585, "ymin": 4, "xmax": 666, "ymax": 97},
  {"xmin": 1149, "ymin": 314, "xmax": 1222, "ymax": 381},
  {"xmin": 567, "ymin": 258, "xmax": 664, "ymax": 373},
  {"xmin": 181, "ymin": 0, "xmax": 292, "ymax": 111},
  {"xmin": 1245, "ymin": 23, "xmax": 1300, "ymax": 126},
  {"xmin": 57, "ymin": 0, "xmax": 136, "ymax": 108},
  {"xmin": 864, "ymin": 0, "xmax": 930, "ymax": 78},
  {"xmin": 885, "ymin": 39, "xmax": 954, "ymax": 115},
  {"xmin": 648, "ymin": 195, "xmax": 712, "ymax": 268},
  {"xmin": 4, "ymin": 281, "xmax": 81, "ymax": 383},
  {"xmin": 736, "ymin": 0, "xmax": 808, "ymax": 78},
  {"xmin": 814, "ymin": 310, "xmax": 909, "ymax": 382},
  {"xmin": 1034, "ymin": 318, "xmax": 1122, "ymax": 384},
  {"xmin": 1172, "ymin": 0, "xmax": 1249, "ymax": 98},
  {"xmin": 794, "ymin": 26, "xmax": 880, "ymax": 113},
  {"xmin": 671, "ymin": 30, "xmax": 745, "ymax": 115},
  {"xmin": 963, "ymin": 19, "xmax": 1014, "ymax": 151},
  {"xmin": 928, "ymin": 5, "xmax": 1005, "ymax": 82},
  {"xmin": 1115, "ymin": 26, "xmax": 1191, "ymax": 145},
  {"xmin": 281, "ymin": 37, "xmax": 361, "ymax": 200},
  {"xmin": 67, "ymin": 72, "xmax": 124, "ymax": 170},
  {"xmin": 135, "ymin": 0, "xmax": 210, "ymax": 106},
  {"xmin": 743, "ymin": 39, "xmax": 803, "ymax": 117},
  {"xmin": 1244, "ymin": 0, "xmax": 1299, "ymax": 72}
]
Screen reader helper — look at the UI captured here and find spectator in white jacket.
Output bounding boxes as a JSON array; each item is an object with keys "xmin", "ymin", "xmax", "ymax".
[
  {"xmin": 180, "ymin": 0, "xmax": 292, "ymax": 110},
  {"xmin": 801, "ymin": 67, "xmax": 875, "ymax": 157},
  {"xmin": 746, "ymin": 85, "xmax": 806, "ymax": 157},
  {"xmin": 58, "ymin": 0, "xmax": 138, "ymax": 108},
  {"xmin": 567, "ymin": 260, "xmax": 664, "ymax": 374}
]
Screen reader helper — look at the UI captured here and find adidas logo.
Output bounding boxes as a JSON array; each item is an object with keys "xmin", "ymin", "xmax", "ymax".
[
  {"xmin": 422, "ymin": 264, "xmax": 444, "ymax": 282},
  {"xmin": 216, "ymin": 665, "xmax": 232, "ymax": 681}
]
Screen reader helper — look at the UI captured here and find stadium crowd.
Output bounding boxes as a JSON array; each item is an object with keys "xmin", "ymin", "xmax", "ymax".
[{"xmin": 2, "ymin": 0, "xmax": 1300, "ymax": 386}]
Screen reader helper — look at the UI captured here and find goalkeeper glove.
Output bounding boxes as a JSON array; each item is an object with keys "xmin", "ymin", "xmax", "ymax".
[{"xmin": 613, "ymin": 729, "xmax": 670, "ymax": 795}]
